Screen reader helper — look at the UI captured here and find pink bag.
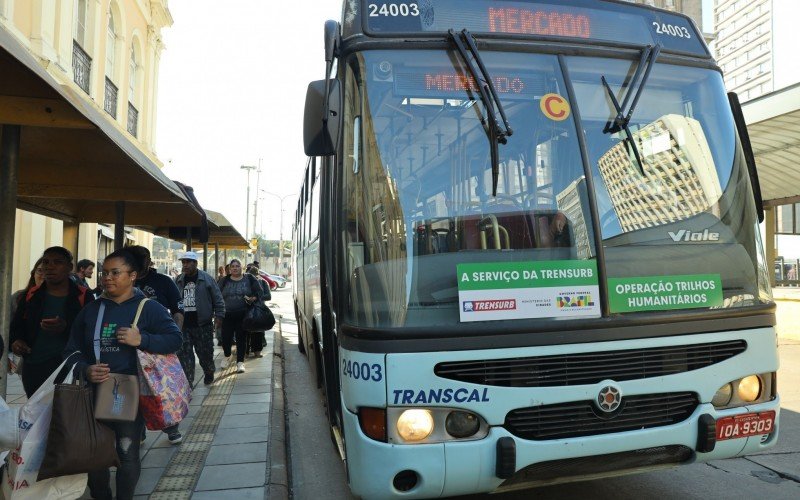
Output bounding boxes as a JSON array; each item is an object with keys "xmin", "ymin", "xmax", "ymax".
[
  {"xmin": 132, "ymin": 299, "xmax": 191, "ymax": 431},
  {"xmin": 137, "ymin": 351, "xmax": 190, "ymax": 430}
]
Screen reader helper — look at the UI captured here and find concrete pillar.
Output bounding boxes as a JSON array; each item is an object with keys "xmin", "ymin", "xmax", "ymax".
[
  {"xmin": 63, "ymin": 221, "xmax": 80, "ymax": 265},
  {"xmin": 765, "ymin": 206, "xmax": 776, "ymax": 288},
  {"xmin": 114, "ymin": 201, "xmax": 125, "ymax": 250},
  {"xmin": 0, "ymin": 125, "xmax": 21, "ymax": 398}
]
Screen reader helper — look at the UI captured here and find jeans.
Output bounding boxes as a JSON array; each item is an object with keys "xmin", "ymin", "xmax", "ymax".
[
  {"xmin": 88, "ymin": 415, "xmax": 144, "ymax": 500},
  {"xmin": 221, "ymin": 310, "xmax": 247, "ymax": 363},
  {"xmin": 249, "ymin": 331, "xmax": 265, "ymax": 353},
  {"xmin": 178, "ymin": 324, "xmax": 216, "ymax": 385}
]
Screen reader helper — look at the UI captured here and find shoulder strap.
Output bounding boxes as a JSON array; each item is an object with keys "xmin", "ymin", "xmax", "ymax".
[
  {"xmin": 133, "ymin": 298, "xmax": 148, "ymax": 327},
  {"xmin": 93, "ymin": 302, "xmax": 107, "ymax": 361}
]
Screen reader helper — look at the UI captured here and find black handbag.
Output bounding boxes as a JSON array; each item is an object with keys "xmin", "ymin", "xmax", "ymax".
[{"xmin": 242, "ymin": 302, "xmax": 276, "ymax": 331}]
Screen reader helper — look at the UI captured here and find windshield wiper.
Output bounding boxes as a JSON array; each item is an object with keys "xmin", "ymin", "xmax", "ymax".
[
  {"xmin": 448, "ymin": 29, "xmax": 513, "ymax": 196},
  {"xmin": 601, "ymin": 43, "xmax": 662, "ymax": 176}
]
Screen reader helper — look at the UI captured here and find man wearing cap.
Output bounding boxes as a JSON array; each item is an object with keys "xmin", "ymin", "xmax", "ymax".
[{"xmin": 174, "ymin": 251, "xmax": 225, "ymax": 386}]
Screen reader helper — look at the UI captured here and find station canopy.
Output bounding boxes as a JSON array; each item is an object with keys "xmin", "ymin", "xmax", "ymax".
[
  {"xmin": 743, "ymin": 82, "xmax": 800, "ymax": 207},
  {"xmin": 153, "ymin": 210, "xmax": 249, "ymax": 250},
  {"xmin": 0, "ymin": 23, "xmax": 203, "ymax": 227}
]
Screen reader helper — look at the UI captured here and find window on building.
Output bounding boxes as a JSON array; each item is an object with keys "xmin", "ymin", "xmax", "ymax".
[
  {"xmin": 73, "ymin": 0, "xmax": 87, "ymax": 47},
  {"xmin": 129, "ymin": 47, "xmax": 137, "ymax": 102},
  {"xmin": 105, "ymin": 10, "xmax": 116, "ymax": 79}
]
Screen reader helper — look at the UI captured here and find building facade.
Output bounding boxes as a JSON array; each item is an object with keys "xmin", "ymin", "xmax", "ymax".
[
  {"xmin": 0, "ymin": 0, "xmax": 171, "ymax": 290},
  {"xmin": 714, "ymin": 0, "xmax": 800, "ymax": 102}
]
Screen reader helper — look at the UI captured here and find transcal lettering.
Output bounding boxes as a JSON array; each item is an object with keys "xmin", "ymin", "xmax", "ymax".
[{"xmin": 392, "ymin": 388, "xmax": 490, "ymax": 405}]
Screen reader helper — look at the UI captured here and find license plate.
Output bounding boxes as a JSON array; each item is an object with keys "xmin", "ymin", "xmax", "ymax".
[{"xmin": 715, "ymin": 411, "xmax": 775, "ymax": 441}]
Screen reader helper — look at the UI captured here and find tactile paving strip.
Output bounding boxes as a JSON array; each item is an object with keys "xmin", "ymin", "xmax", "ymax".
[{"xmin": 150, "ymin": 359, "xmax": 238, "ymax": 494}]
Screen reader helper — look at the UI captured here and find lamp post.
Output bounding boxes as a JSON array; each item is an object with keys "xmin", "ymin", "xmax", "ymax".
[
  {"xmin": 261, "ymin": 191, "xmax": 298, "ymax": 274},
  {"xmin": 240, "ymin": 165, "xmax": 257, "ymax": 240}
]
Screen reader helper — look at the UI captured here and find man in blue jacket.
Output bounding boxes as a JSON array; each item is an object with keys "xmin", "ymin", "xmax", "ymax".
[{"xmin": 174, "ymin": 251, "xmax": 225, "ymax": 386}]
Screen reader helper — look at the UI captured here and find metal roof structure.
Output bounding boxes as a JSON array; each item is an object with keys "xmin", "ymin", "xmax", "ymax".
[{"xmin": 743, "ymin": 82, "xmax": 800, "ymax": 207}]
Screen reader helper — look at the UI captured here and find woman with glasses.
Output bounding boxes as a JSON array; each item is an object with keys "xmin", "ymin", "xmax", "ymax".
[
  {"xmin": 10, "ymin": 257, "xmax": 45, "ymax": 318},
  {"xmin": 65, "ymin": 249, "xmax": 182, "ymax": 500},
  {"xmin": 10, "ymin": 247, "xmax": 94, "ymax": 397}
]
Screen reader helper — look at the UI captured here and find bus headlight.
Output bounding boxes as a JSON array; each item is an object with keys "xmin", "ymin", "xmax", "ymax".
[
  {"xmin": 396, "ymin": 410, "xmax": 434, "ymax": 442},
  {"xmin": 711, "ymin": 383, "xmax": 733, "ymax": 407},
  {"xmin": 445, "ymin": 411, "xmax": 481, "ymax": 438},
  {"xmin": 387, "ymin": 407, "xmax": 489, "ymax": 444},
  {"xmin": 738, "ymin": 375, "xmax": 761, "ymax": 402},
  {"xmin": 711, "ymin": 373, "xmax": 775, "ymax": 410}
]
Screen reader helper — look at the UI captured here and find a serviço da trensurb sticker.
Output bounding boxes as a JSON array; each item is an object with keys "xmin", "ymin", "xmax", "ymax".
[
  {"xmin": 457, "ymin": 260, "xmax": 600, "ymax": 322},
  {"xmin": 608, "ymin": 274, "xmax": 723, "ymax": 313}
]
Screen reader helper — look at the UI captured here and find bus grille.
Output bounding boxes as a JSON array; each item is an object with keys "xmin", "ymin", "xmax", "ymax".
[
  {"xmin": 499, "ymin": 445, "xmax": 693, "ymax": 489},
  {"xmin": 504, "ymin": 392, "xmax": 698, "ymax": 440},
  {"xmin": 434, "ymin": 340, "xmax": 746, "ymax": 387}
]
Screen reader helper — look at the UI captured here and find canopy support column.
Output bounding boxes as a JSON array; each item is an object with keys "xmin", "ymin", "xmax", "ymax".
[
  {"xmin": 0, "ymin": 124, "xmax": 21, "ymax": 398},
  {"xmin": 186, "ymin": 227, "xmax": 192, "ymax": 251},
  {"xmin": 765, "ymin": 206, "xmax": 776, "ymax": 287},
  {"xmin": 203, "ymin": 242, "xmax": 208, "ymax": 271},
  {"xmin": 114, "ymin": 201, "xmax": 125, "ymax": 251},
  {"xmin": 214, "ymin": 243, "xmax": 220, "ymax": 276}
]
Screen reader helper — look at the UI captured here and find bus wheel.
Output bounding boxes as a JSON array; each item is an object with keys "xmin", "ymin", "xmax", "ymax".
[{"xmin": 294, "ymin": 304, "xmax": 306, "ymax": 354}]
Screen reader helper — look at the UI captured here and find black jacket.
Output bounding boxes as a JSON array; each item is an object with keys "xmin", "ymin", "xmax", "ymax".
[{"xmin": 9, "ymin": 280, "xmax": 94, "ymax": 356}]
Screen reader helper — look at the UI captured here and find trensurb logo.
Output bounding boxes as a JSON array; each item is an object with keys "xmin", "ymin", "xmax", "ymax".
[
  {"xmin": 557, "ymin": 295, "xmax": 595, "ymax": 308},
  {"xmin": 464, "ymin": 299, "xmax": 517, "ymax": 312}
]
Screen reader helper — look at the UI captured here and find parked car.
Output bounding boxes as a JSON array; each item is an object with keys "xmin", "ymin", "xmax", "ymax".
[
  {"xmin": 267, "ymin": 274, "xmax": 287, "ymax": 288},
  {"xmin": 256, "ymin": 270, "xmax": 278, "ymax": 291}
]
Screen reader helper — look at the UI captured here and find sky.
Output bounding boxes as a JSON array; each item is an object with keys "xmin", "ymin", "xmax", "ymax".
[
  {"xmin": 154, "ymin": 0, "xmax": 721, "ymax": 242},
  {"xmin": 156, "ymin": 0, "xmax": 341, "ymax": 240}
]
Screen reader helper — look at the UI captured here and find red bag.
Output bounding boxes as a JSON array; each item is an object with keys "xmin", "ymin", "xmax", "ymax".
[{"xmin": 137, "ymin": 351, "xmax": 191, "ymax": 431}]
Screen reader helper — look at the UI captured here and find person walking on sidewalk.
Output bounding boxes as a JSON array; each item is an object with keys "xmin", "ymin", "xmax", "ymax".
[
  {"xmin": 128, "ymin": 245, "xmax": 186, "ymax": 445},
  {"xmin": 175, "ymin": 251, "xmax": 224, "ymax": 385},
  {"xmin": 219, "ymin": 259, "xmax": 265, "ymax": 373},
  {"xmin": 245, "ymin": 265, "xmax": 271, "ymax": 357},
  {"xmin": 10, "ymin": 247, "xmax": 94, "ymax": 397},
  {"xmin": 65, "ymin": 249, "xmax": 182, "ymax": 500}
]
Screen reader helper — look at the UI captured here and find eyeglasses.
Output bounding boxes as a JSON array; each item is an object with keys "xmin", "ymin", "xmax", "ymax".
[{"xmin": 100, "ymin": 269, "xmax": 132, "ymax": 279}]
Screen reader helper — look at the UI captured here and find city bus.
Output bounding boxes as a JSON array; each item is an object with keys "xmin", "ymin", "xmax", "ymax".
[{"xmin": 292, "ymin": 0, "xmax": 779, "ymax": 497}]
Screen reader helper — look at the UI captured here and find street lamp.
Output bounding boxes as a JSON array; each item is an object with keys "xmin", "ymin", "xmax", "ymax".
[
  {"xmin": 261, "ymin": 190, "xmax": 298, "ymax": 274},
  {"xmin": 240, "ymin": 165, "xmax": 258, "ymax": 239}
]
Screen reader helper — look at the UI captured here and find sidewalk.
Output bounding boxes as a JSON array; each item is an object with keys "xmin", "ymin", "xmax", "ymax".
[{"xmin": 5, "ymin": 325, "xmax": 286, "ymax": 499}]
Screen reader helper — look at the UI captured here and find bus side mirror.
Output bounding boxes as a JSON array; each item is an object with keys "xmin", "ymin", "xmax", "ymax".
[
  {"xmin": 304, "ymin": 79, "xmax": 341, "ymax": 157},
  {"xmin": 728, "ymin": 91, "xmax": 764, "ymax": 223}
]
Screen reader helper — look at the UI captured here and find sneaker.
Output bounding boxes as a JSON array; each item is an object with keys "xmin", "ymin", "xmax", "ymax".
[
  {"xmin": 167, "ymin": 430, "xmax": 183, "ymax": 445},
  {"xmin": 254, "ymin": 351, "xmax": 264, "ymax": 358},
  {"xmin": 236, "ymin": 362, "xmax": 245, "ymax": 373},
  {"xmin": 204, "ymin": 372, "xmax": 214, "ymax": 385},
  {"xmin": 221, "ymin": 355, "xmax": 231, "ymax": 368}
]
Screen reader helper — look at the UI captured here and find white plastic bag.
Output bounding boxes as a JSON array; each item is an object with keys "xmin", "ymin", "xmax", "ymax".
[
  {"xmin": 1, "ymin": 357, "xmax": 87, "ymax": 500},
  {"xmin": 0, "ymin": 397, "xmax": 20, "ymax": 452}
]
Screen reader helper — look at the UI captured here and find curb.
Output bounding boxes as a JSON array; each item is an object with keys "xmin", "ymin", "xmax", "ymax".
[{"xmin": 268, "ymin": 318, "xmax": 289, "ymax": 499}]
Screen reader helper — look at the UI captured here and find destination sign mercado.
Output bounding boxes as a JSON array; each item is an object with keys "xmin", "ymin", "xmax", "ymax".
[
  {"xmin": 393, "ymin": 70, "xmax": 545, "ymax": 100},
  {"xmin": 363, "ymin": 0, "xmax": 708, "ymax": 57}
]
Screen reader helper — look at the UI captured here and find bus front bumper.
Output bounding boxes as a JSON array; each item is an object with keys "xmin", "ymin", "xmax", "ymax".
[{"xmin": 343, "ymin": 398, "xmax": 780, "ymax": 499}]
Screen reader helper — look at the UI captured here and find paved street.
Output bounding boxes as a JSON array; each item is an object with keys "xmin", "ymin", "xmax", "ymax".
[{"xmin": 279, "ymin": 285, "xmax": 800, "ymax": 500}]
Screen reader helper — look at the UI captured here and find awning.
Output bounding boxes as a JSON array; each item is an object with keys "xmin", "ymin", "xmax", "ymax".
[
  {"xmin": 153, "ymin": 210, "xmax": 249, "ymax": 249},
  {"xmin": 0, "ymin": 23, "xmax": 203, "ymax": 226},
  {"xmin": 743, "ymin": 83, "xmax": 800, "ymax": 207}
]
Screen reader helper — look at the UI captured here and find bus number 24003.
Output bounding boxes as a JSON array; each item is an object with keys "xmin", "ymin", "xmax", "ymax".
[{"xmin": 342, "ymin": 359, "xmax": 383, "ymax": 382}]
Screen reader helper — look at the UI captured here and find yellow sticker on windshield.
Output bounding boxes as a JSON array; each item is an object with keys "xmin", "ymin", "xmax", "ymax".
[{"xmin": 540, "ymin": 93, "xmax": 571, "ymax": 121}]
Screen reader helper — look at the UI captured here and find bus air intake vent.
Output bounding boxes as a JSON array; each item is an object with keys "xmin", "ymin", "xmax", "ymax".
[
  {"xmin": 499, "ymin": 445, "xmax": 693, "ymax": 489},
  {"xmin": 504, "ymin": 392, "xmax": 698, "ymax": 440},
  {"xmin": 434, "ymin": 340, "xmax": 746, "ymax": 387}
]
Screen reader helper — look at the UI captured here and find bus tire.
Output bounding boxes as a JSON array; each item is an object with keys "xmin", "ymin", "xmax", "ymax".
[
  {"xmin": 310, "ymin": 324, "xmax": 324, "ymax": 389},
  {"xmin": 294, "ymin": 304, "xmax": 306, "ymax": 354}
]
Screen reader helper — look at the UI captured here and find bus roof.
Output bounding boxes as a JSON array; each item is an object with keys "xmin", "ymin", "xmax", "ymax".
[{"xmin": 341, "ymin": 0, "xmax": 710, "ymax": 58}]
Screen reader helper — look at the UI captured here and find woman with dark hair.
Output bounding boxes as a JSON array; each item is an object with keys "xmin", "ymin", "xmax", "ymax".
[
  {"xmin": 218, "ymin": 259, "xmax": 265, "ymax": 373},
  {"xmin": 10, "ymin": 247, "xmax": 94, "ymax": 397},
  {"xmin": 65, "ymin": 249, "xmax": 182, "ymax": 500},
  {"xmin": 10, "ymin": 257, "xmax": 45, "ymax": 318}
]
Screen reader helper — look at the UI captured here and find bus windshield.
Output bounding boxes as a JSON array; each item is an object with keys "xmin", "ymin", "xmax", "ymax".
[{"xmin": 340, "ymin": 49, "xmax": 770, "ymax": 328}]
